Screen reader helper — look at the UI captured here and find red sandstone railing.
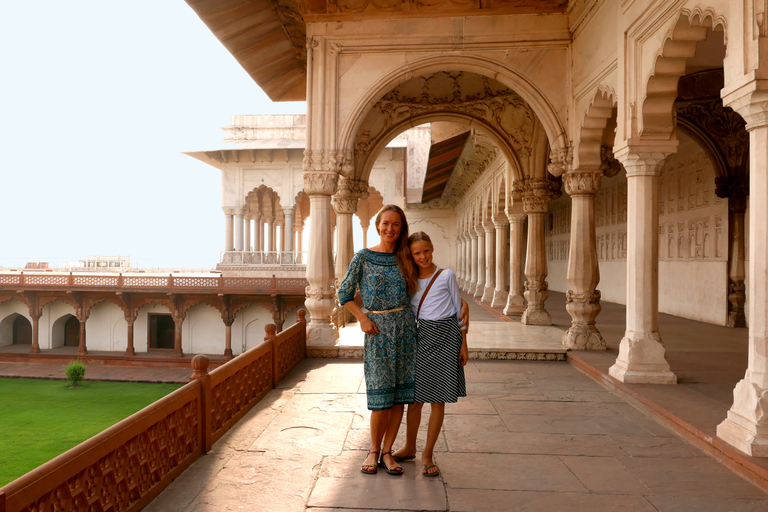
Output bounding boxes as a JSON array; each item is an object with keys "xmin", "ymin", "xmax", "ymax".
[
  {"xmin": 0, "ymin": 312, "xmax": 307, "ymax": 512},
  {"xmin": 0, "ymin": 272, "xmax": 308, "ymax": 295}
]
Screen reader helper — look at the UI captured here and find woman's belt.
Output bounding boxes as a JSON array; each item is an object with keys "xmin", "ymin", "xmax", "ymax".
[{"xmin": 367, "ymin": 306, "xmax": 406, "ymax": 314}]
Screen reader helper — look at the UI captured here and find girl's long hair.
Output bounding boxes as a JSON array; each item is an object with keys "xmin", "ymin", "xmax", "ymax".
[{"xmin": 375, "ymin": 204, "xmax": 418, "ymax": 294}]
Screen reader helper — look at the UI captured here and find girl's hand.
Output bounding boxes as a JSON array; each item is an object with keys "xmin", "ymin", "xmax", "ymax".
[
  {"xmin": 359, "ymin": 315, "xmax": 379, "ymax": 335},
  {"xmin": 459, "ymin": 299, "xmax": 470, "ymax": 333},
  {"xmin": 459, "ymin": 341, "xmax": 469, "ymax": 367}
]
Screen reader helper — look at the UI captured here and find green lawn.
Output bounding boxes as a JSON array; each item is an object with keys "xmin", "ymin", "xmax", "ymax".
[{"xmin": 0, "ymin": 378, "xmax": 182, "ymax": 487}]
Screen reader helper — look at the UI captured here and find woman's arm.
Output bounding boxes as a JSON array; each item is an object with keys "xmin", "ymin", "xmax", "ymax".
[{"xmin": 344, "ymin": 300, "xmax": 379, "ymax": 334}]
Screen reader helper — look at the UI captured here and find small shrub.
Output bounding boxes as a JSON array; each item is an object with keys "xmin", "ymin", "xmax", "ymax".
[{"xmin": 65, "ymin": 360, "xmax": 86, "ymax": 387}]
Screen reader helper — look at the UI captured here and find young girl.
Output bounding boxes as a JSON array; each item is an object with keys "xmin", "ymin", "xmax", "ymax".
[{"xmin": 392, "ymin": 231, "xmax": 468, "ymax": 477}]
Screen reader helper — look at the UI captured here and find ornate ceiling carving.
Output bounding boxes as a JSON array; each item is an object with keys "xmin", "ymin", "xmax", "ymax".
[
  {"xmin": 293, "ymin": 0, "xmax": 566, "ymax": 16},
  {"xmin": 355, "ymin": 71, "xmax": 537, "ymax": 179}
]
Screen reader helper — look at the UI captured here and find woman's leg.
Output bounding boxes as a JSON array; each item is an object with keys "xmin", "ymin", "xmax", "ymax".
[
  {"xmin": 392, "ymin": 402, "xmax": 423, "ymax": 459},
  {"xmin": 422, "ymin": 402, "xmax": 445, "ymax": 475},
  {"xmin": 363, "ymin": 409, "xmax": 390, "ymax": 471},
  {"xmin": 380, "ymin": 404, "xmax": 405, "ymax": 473}
]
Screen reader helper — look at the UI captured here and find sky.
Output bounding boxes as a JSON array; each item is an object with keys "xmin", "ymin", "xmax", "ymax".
[{"xmin": 0, "ymin": 2, "xmax": 306, "ymax": 270}]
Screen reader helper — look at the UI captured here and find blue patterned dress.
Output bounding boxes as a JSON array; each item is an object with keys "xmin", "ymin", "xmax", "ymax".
[{"xmin": 338, "ymin": 248, "xmax": 418, "ymax": 410}]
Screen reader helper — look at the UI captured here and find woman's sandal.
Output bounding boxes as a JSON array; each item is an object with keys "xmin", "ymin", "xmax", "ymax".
[
  {"xmin": 392, "ymin": 450, "xmax": 416, "ymax": 462},
  {"xmin": 361, "ymin": 450, "xmax": 379, "ymax": 475},
  {"xmin": 378, "ymin": 452, "xmax": 404, "ymax": 475},
  {"xmin": 422, "ymin": 463, "xmax": 440, "ymax": 478}
]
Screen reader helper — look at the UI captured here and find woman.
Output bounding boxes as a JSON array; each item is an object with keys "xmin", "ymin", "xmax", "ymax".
[{"xmin": 337, "ymin": 204, "xmax": 419, "ymax": 476}]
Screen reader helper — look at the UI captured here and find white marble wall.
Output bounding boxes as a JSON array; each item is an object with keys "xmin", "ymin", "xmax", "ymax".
[{"xmin": 547, "ymin": 132, "xmax": 730, "ymax": 325}]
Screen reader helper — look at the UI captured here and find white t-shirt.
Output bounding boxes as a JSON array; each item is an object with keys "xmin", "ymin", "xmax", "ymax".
[{"xmin": 409, "ymin": 267, "xmax": 465, "ymax": 329}]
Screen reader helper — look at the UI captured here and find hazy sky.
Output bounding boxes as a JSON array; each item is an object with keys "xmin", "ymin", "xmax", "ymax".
[{"xmin": 0, "ymin": 2, "xmax": 306, "ymax": 269}]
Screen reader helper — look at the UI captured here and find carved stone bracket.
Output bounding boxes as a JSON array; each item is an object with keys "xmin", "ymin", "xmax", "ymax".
[
  {"xmin": 715, "ymin": 175, "xmax": 749, "ymax": 213},
  {"xmin": 547, "ymin": 146, "xmax": 573, "ymax": 177},
  {"xmin": 563, "ymin": 168, "xmax": 602, "ymax": 196},
  {"xmin": 303, "ymin": 170, "xmax": 339, "ymax": 196},
  {"xmin": 522, "ymin": 178, "xmax": 552, "ymax": 213},
  {"xmin": 600, "ymin": 146, "xmax": 621, "ymax": 177},
  {"xmin": 333, "ymin": 177, "xmax": 369, "ymax": 214}
]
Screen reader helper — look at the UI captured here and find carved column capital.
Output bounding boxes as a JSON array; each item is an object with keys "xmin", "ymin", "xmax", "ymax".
[
  {"xmin": 563, "ymin": 168, "xmax": 602, "ymax": 196},
  {"xmin": 614, "ymin": 149, "xmax": 670, "ymax": 177},
  {"xmin": 722, "ymin": 84, "xmax": 768, "ymax": 130},
  {"xmin": 303, "ymin": 149, "xmax": 341, "ymax": 195},
  {"xmin": 522, "ymin": 179, "xmax": 552, "ymax": 213},
  {"xmin": 547, "ymin": 146, "xmax": 573, "ymax": 177},
  {"xmin": 332, "ymin": 177, "xmax": 369, "ymax": 214}
]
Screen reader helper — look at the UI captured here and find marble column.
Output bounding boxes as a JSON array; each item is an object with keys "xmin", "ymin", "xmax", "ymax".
[
  {"xmin": 726, "ymin": 192, "xmax": 747, "ymax": 328},
  {"xmin": 521, "ymin": 179, "xmax": 551, "ymax": 325},
  {"xmin": 244, "ymin": 216, "xmax": 251, "ymax": 253},
  {"xmin": 505, "ymin": 187, "xmax": 527, "ymax": 315},
  {"xmin": 482, "ymin": 223, "xmax": 496, "ymax": 302},
  {"xmin": 77, "ymin": 320, "xmax": 87, "ymax": 356},
  {"xmin": 717, "ymin": 114, "xmax": 768, "ymax": 456},
  {"xmin": 283, "ymin": 207, "xmax": 296, "ymax": 253},
  {"xmin": 462, "ymin": 232, "xmax": 472, "ymax": 291},
  {"xmin": 30, "ymin": 313, "xmax": 41, "ymax": 355},
  {"xmin": 224, "ymin": 210, "xmax": 234, "ymax": 252},
  {"xmin": 491, "ymin": 218, "xmax": 509, "ymax": 308},
  {"xmin": 269, "ymin": 219, "xmax": 277, "ymax": 252},
  {"xmin": 608, "ymin": 150, "xmax": 676, "ymax": 384},
  {"xmin": 303, "ymin": 163, "xmax": 340, "ymax": 346},
  {"xmin": 234, "ymin": 211, "xmax": 244, "ymax": 252},
  {"xmin": 469, "ymin": 230, "xmax": 479, "ymax": 294},
  {"xmin": 474, "ymin": 225, "xmax": 485, "ymax": 298},
  {"xmin": 456, "ymin": 236, "xmax": 464, "ymax": 287},
  {"xmin": 333, "ymin": 178, "xmax": 368, "ymax": 283},
  {"xmin": 562, "ymin": 168, "xmax": 606, "ymax": 350}
]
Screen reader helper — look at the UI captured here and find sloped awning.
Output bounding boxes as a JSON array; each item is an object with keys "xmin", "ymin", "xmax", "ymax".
[{"xmin": 421, "ymin": 131, "xmax": 471, "ymax": 203}]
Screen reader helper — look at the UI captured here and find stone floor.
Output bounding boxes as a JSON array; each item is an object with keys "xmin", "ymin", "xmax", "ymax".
[{"xmin": 143, "ymin": 357, "xmax": 768, "ymax": 512}]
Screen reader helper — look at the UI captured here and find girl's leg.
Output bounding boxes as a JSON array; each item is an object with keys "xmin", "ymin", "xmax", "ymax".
[
  {"xmin": 380, "ymin": 404, "xmax": 405, "ymax": 473},
  {"xmin": 422, "ymin": 402, "xmax": 445, "ymax": 476},
  {"xmin": 363, "ymin": 409, "xmax": 390, "ymax": 471},
  {"xmin": 392, "ymin": 402, "xmax": 423, "ymax": 459}
]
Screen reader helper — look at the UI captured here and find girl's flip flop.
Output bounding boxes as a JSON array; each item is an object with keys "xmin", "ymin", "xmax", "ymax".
[{"xmin": 422, "ymin": 464, "xmax": 440, "ymax": 477}]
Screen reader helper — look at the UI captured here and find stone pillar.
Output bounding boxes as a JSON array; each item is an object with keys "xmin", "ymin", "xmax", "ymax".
[
  {"xmin": 717, "ymin": 104, "xmax": 768, "ymax": 455},
  {"xmin": 608, "ymin": 150, "xmax": 676, "ymax": 384},
  {"xmin": 468, "ymin": 230, "xmax": 478, "ymax": 293},
  {"xmin": 283, "ymin": 207, "xmax": 296, "ymax": 253},
  {"xmin": 30, "ymin": 312, "xmax": 41, "ymax": 355},
  {"xmin": 244, "ymin": 216, "xmax": 251, "ymax": 252},
  {"xmin": 234, "ymin": 211, "xmax": 244, "ymax": 252},
  {"xmin": 562, "ymin": 169, "xmax": 606, "ymax": 350},
  {"xmin": 463, "ymin": 232, "xmax": 472, "ymax": 291},
  {"xmin": 474, "ymin": 225, "xmax": 486, "ymax": 298},
  {"xmin": 267, "ymin": 217, "xmax": 277, "ymax": 252},
  {"xmin": 224, "ymin": 210, "xmax": 234, "ymax": 251},
  {"xmin": 726, "ymin": 191, "xmax": 747, "ymax": 328},
  {"xmin": 77, "ymin": 320, "xmax": 87, "ymax": 356},
  {"xmin": 521, "ymin": 179, "xmax": 551, "ymax": 325},
  {"xmin": 492, "ymin": 218, "xmax": 509, "ymax": 308},
  {"xmin": 333, "ymin": 178, "xmax": 368, "ymax": 283},
  {"xmin": 125, "ymin": 316, "xmax": 135, "ymax": 357},
  {"xmin": 303, "ymin": 158, "xmax": 340, "ymax": 346},
  {"xmin": 224, "ymin": 321, "xmax": 233, "ymax": 358},
  {"xmin": 482, "ymin": 223, "xmax": 496, "ymax": 302},
  {"xmin": 456, "ymin": 235, "xmax": 464, "ymax": 287}
]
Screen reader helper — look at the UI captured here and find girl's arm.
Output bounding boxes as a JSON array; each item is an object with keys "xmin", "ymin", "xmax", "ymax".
[
  {"xmin": 459, "ymin": 331, "xmax": 468, "ymax": 367},
  {"xmin": 446, "ymin": 269, "xmax": 470, "ymax": 332}
]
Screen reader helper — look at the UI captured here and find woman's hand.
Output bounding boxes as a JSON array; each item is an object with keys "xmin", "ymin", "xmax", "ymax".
[
  {"xmin": 459, "ymin": 339, "xmax": 469, "ymax": 367},
  {"xmin": 359, "ymin": 315, "xmax": 380, "ymax": 335},
  {"xmin": 459, "ymin": 299, "xmax": 470, "ymax": 333}
]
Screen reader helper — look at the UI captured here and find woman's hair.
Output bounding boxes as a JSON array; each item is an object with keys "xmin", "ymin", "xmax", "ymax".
[
  {"xmin": 408, "ymin": 231, "xmax": 433, "ymax": 248},
  {"xmin": 375, "ymin": 204, "xmax": 418, "ymax": 294}
]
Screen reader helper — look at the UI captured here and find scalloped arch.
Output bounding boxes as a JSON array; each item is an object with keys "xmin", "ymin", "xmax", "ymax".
[
  {"xmin": 577, "ymin": 87, "xmax": 617, "ymax": 168},
  {"xmin": 641, "ymin": 9, "xmax": 728, "ymax": 139}
]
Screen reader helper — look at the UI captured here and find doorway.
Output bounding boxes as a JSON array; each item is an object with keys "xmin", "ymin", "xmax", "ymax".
[{"xmin": 148, "ymin": 314, "xmax": 175, "ymax": 350}]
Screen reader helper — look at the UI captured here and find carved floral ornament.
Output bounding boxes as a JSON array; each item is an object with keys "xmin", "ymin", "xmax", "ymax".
[
  {"xmin": 522, "ymin": 178, "xmax": 552, "ymax": 213},
  {"xmin": 563, "ymin": 169, "xmax": 602, "ymax": 196},
  {"xmin": 547, "ymin": 146, "xmax": 572, "ymax": 177},
  {"xmin": 332, "ymin": 177, "xmax": 369, "ymax": 214},
  {"xmin": 354, "ymin": 72, "xmax": 537, "ymax": 174}
]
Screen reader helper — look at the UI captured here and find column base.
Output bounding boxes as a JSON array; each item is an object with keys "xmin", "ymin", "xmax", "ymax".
[
  {"xmin": 521, "ymin": 307, "xmax": 551, "ymax": 326},
  {"xmin": 307, "ymin": 321, "xmax": 338, "ymax": 347},
  {"xmin": 716, "ymin": 377, "xmax": 768, "ymax": 457},
  {"xmin": 124, "ymin": 347, "xmax": 136, "ymax": 357},
  {"xmin": 224, "ymin": 348, "xmax": 233, "ymax": 359},
  {"xmin": 473, "ymin": 284, "xmax": 484, "ymax": 298},
  {"xmin": 608, "ymin": 332, "xmax": 676, "ymax": 384},
  {"xmin": 481, "ymin": 286, "xmax": 495, "ymax": 303},
  {"xmin": 173, "ymin": 349, "xmax": 184, "ymax": 358},
  {"xmin": 490, "ymin": 289, "xmax": 508, "ymax": 308},
  {"xmin": 29, "ymin": 344, "xmax": 41, "ymax": 355},
  {"xmin": 504, "ymin": 294, "xmax": 526, "ymax": 316},
  {"xmin": 76, "ymin": 347, "xmax": 87, "ymax": 357},
  {"xmin": 562, "ymin": 326, "xmax": 606, "ymax": 351}
]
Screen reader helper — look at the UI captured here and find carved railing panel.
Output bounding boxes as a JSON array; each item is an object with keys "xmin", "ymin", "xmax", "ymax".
[
  {"xmin": 274, "ymin": 321, "xmax": 307, "ymax": 383},
  {"xmin": 209, "ymin": 343, "xmax": 273, "ymax": 445}
]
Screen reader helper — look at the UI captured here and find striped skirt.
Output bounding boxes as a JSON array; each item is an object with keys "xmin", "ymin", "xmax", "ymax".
[{"xmin": 414, "ymin": 314, "xmax": 467, "ymax": 404}]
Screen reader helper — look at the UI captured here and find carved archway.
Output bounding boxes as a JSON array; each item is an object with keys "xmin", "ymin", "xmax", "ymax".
[
  {"xmin": 641, "ymin": 10, "xmax": 728, "ymax": 139},
  {"xmin": 341, "ymin": 55, "xmax": 568, "ymax": 163},
  {"xmin": 349, "ymin": 71, "xmax": 538, "ymax": 183},
  {"xmin": 577, "ymin": 88, "xmax": 618, "ymax": 171}
]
